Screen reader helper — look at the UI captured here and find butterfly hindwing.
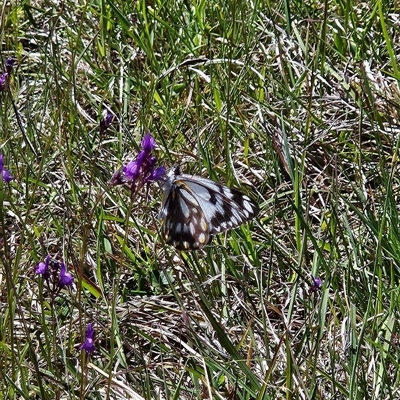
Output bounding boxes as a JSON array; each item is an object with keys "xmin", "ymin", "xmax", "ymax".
[
  {"xmin": 160, "ymin": 166, "xmax": 259, "ymax": 250},
  {"xmin": 161, "ymin": 180, "xmax": 211, "ymax": 250}
]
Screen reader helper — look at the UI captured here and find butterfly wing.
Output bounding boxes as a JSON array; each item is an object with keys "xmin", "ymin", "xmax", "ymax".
[
  {"xmin": 160, "ymin": 167, "xmax": 259, "ymax": 250},
  {"xmin": 160, "ymin": 178, "xmax": 211, "ymax": 250},
  {"xmin": 177, "ymin": 175, "xmax": 259, "ymax": 234}
]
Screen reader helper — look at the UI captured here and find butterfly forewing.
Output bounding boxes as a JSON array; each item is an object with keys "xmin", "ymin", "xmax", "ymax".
[
  {"xmin": 161, "ymin": 179, "xmax": 211, "ymax": 250},
  {"xmin": 160, "ymin": 166, "xmax": 259, "ymax": 250}
]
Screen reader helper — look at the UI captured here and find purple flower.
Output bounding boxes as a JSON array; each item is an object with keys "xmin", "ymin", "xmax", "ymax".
[
  {"xmin": 2, "ymin": 168, "xmax": 13, "ymax": 182},
  {"xmin": 0, "ymin": 72, "xmax": 8, "ymax": 91},
  {"xmin": 5, "ymin": 58, "xmax": 14, "ymax": 74},
  {"xmin": 109, "ymin": 170, "xmax": 125, "ymax": 185},
  {"xmin": 141, "ymin": 132, "xmax": 156, "ymax": 154},
  {"xmin": 0, "ymin": 154, "xmax": 13, "ymax": 182},
  {"xmin": 110, "ymin": 132, "xmax": 165, "ymax": 192},
  {"xmin": 100, "ymin": 110, "xmax": 114, "ymax": 133},
  {"xmin": 81, "ymin": 323, "xmax": 96, "ymax": 353},
  {"xmin": 123, "ymin": 158, "xmax": 140, "ymax": 181},
  {"xmin": 309, "ymin": 275, "xmax": 322, "ymax": 294},
  {"xmin": 148, "ymin": 165, "xmax": 166, "ymax": 181},
  {"xmin": 59, "ymin": 262, "xmax": 74, "ymax": 287},
  {"xmin": 0, "ymin": 58, "xmax": 13, "ymax": 91},
  {"xmin": 35, "ymin": 255, "xmax": 51, "ymax": 279}
]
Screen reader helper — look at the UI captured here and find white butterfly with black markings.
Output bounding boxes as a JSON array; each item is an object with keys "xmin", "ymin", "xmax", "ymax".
[{"xmin": 159, "ymin": 165, "xmax": 259, "ymax": 250}]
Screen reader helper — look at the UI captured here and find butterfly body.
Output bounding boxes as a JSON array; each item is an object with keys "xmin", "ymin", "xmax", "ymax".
[{"xmin": 159, "ymin": 166, "xmax": 259, "ymax": 250}]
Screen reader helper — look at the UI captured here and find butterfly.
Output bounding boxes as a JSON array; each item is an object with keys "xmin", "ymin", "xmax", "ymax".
[{"xmin": 159, "ymin": 165, "xmax": 259, "ymax": 250}]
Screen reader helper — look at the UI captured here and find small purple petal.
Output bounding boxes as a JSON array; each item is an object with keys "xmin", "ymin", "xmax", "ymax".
[
  {"xmin": 80, "ymin": 323, "xmax": 96, "ymax": 353},
  {"xmin": 147, "ymin": 155, "xmax": 156, "ymax": 167},
  {"xmin": 123, "ymin": 160, "xmax": 140, "ymax": 181},
  {"xmin": 309, "ymin": 275, "xmax": 322, "ymax": 294},
  {"xmin": 0, "ymin": 72, "xmax": 8, "ymax": 91},
  {"xmin": 100, "ymin": 111, "xmax": 114, "ymax": 131},
  {"xmin": 136, "ymin": 150, "xmax": 148, "ymax": 166},
  {"xmin": 141, "ymin": 132, "xmax": 156, "ymax": 154},
  {"xmin": 0, "ymin": 154, "xmax": 13, "ymax": 182},
  {"xmin": 35, "ymin": 255, "xmax": 51, "ymax": 279},
  {"xmin": 5, "ymin": 58, "xmax": 14, "ymax": 73},
  {"xmin": 312, "ymin": 276, "xmax": 322, "ymax": 288},
  {"xmin": 59, "ymin": 263, "xmax": 74, "ymax": 287},
  {"xmin": 109, "ymin": 170, "xmax": 126, "ymax": 186},
  {"xmin": 2, "ymin": 169, "xmax": 13, "ymax": 182},
  {"xmin": 147, "ymin": 166, "xmax": 166, "ymax": 182},
  {"xmin": 35, "ymin": 262, "xmax": 47, "ymax": 274}
]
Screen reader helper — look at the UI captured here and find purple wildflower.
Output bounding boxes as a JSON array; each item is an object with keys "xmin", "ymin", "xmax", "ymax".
[
  {"xmin": 110, "ymin": 132, "xmax": 165, "ymax": 193},
  {"xmin": 35, "ymin": 255, "xmax": 51, "ymax": 279},
  {"xmin": 5, "ymin": 58, "xmax": 14, "ymax": 74},
  {"xmin": 59, "ymin": 262, "xmax": 74, "ymax": 287},
  {"xmin": 123, "ymin": 158, "xmax": 141, "ymax": 181},
  {"xmin": 109, "ymin": 170, "xmax": 125, "ymax": 186},
  {"xmin": 0, "ymin": 154, "xmax": 13, "ymax": 182},
  {"xmin": 0, "ymin": 58, "xmax": 13, "ymax": 92},
  {"xmin": 80, "ymin": 323, "xmax": 96, "ymax": 353},
  {"xmin": 141, "ymin": 132, "xmax": 156, "ymax": 154},
  {"xmin": 0, "ymin": 72, "xmax": 8, "ymax": 91},
  {"xmin": 308, "ymin": 275, "xmax": 322, "ymax": 294},
  {"xmin": 2, "ymin": 169, "xmax": 13, "ymax": 182},
  {"xmin": 100, "ymin": 110, "xmax": 114, "ymax": 133},
  {"xmin": 148, "ymin": 164, "xmax": 166, "ymax": 181}
]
